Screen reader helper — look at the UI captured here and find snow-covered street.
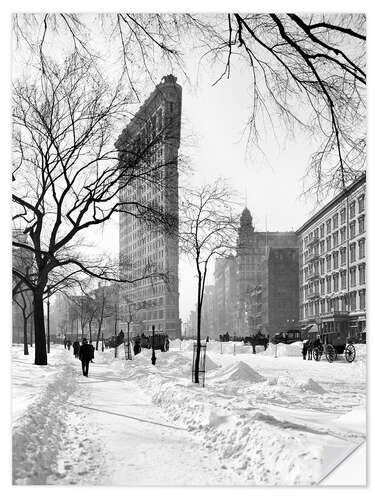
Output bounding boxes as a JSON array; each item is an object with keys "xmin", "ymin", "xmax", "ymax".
[{"xmin": 12, "ymin": 341, "xmax": 366, "ymax": 485}]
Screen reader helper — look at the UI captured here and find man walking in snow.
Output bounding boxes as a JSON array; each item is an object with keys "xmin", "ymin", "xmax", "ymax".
[{"xmin": 79, "ymin": 338, "xmax": 92, "ymax": 377}]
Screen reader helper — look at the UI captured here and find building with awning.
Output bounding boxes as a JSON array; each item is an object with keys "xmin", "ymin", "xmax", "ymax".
[{"xmin": 296, "ymin": 173, "xmax": 366, "ymax": 340}]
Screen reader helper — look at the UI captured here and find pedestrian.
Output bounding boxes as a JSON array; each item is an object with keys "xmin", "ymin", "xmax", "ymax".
[
  {"xmin": 302, "ymin": 339, "xmax": 309, "ymax": 360},
  {"xmin": 79, "ymin": 338, "xmax": 92, "ymax": 377},
  {"xmin": 133, "ymin": 339, "xmax": 141, "ymax": 356},
  {"xmin": 89, "ymin": 340, "xmax": 95, "ymax": 363},
  {"xmin": 64, "ymin": 337, "xmax": 67, "ymax": 349},
  {"xmin": 67, "ymin": 339, "xmax": 72, "ymax": 351},
  {"xmin": 73, "ymin": 340, "xmax": 80, "ymax": 358}
]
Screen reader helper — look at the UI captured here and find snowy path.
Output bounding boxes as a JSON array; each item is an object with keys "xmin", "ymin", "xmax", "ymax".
[
  {"xmin": 65, "ymin": 361, "xmax": 243, "ymax": 485},
  {"xmin": 12, "ymin": 346, "xmax": 241, "ymax": 485}
]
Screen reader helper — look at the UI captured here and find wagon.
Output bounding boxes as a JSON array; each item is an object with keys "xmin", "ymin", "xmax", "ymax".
[{"xmin": 312, "ymin": 332, "xmax": 356, "ymax": 363}]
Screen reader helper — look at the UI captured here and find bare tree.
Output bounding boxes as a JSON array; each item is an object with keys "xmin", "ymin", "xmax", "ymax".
[
  {"xmin": 180, "ymin": 180, "xmax": 239, "ymax": 383},
  {"xmin": 12, "ymin": 53, "xmax": 178, "ymax": 365},
  {"xmin": 12, "ymin": 13, "xmax": 366, "ymax": 199},
  {"xmin": 13, "ymin": 289, "xmax": 33, "ymax": 355}
]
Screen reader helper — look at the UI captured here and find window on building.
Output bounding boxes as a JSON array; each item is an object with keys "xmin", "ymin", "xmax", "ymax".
[
  {"xmin": 359, "ymin": 290, "xmax": 366, "ymax": 310},
  {"xmin": 350, "ymin": 221, "xmax": 356, "ymax": 239},
  {"xmin": 326, "ymin": 236, "xmax": 332, "ymax": 251},
  {"xmin": 350, "ymin": 267, "xmax": 356, "ymax": 287},
  {"xmin": 340, "ymin": 208, "xmax": 346, "ymax": 224},
  {"xmin": 358, "ymin": 194, "xmax": 365, "ymax": 213},
  {"xmin": 333, "ymin": 252, "xmax": 339, "ymax": 269},
  {"xmin": 326, "ymin": 276, "xmax": 332, "ymax": 293},
  {"xmin": 340, "ymin": 247, "xmax": 346, "ymax": 266},
  {"xmin": 358, "ymin": 238, "xmax": 365, "ymax": 259},
  {"xmin": 350, "ymin": 243, "xmax": 356, "ymax": 263},
  {"xmin": 349, "ymin": 201, "xmax": 356, "ymax": 219},
  {"xmin": 333, "ymin": 214, "xmax": 339, "ymax": 230},
  {"xmin": 350, "ymin": 291, "xmax": 357, "ymax": 311},
  {"xmin": 320, "ymin": 279, "xmax": 325, "ymax": 295},
  {"xmin": 340, "ymin": 227, "xmax": 346, "ymax": 244},
  {"xmin": 320, "ymin": 299, "xmax": 326, "ymax": 314},
  {"xmin": 340, "ymin": 270, "xmax": 347, "ymax": 289},
  {"xmin": 359, "ymin": 264, "xmax": 366, "ymax": 285},
  {"xmin": 326, "ymin": 219, "xmax": 332, "ymax": 234},
  {"xmin": 326, "ymin": 255, "xmax": 332, "ymax": 272},
  {"xmin": 320, "ymin": 259, "xmax": 325, "ymax": 275},
  {"xmin": 333, "ymin": 274, "xmax": 339, "ymax": 292},
  {"xmin": 320, "ymin": 224, "xmax": 325, "ymax": 238},
  {"xmin": 320, "ymin": 240, "xmax": 325, "ymax": 254},
  {"xmin": 358, "ymin": 215, "xmax": 365, "ymax": 234},
  {"xmin": 333, "ymin": 231, "xmax": 339, "ymax": 247},
  {"xmin": 314, "ymin": 301, "xmax": 319, "ymax": 315}
]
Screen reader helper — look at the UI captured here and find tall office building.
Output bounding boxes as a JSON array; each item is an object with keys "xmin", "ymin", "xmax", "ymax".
[{"xmin": 116, "ymin": 75, "xmax": 182, "ymax": 338}]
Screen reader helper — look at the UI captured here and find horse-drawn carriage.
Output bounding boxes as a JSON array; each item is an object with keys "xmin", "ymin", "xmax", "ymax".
[
  {"xmin": 270, "ymin": 329, "xmax": 301, "ymax": 345},
  {"xmin": 310, "ymin": 331, "xmax": 356, "ymax": 363},
  {"xmin": 243, "ymin": 332, "xmax": 269, "ymax": 351},
  {"xmin": 135, "ymin": 333, "xmax": 170, "ymax": 352}
]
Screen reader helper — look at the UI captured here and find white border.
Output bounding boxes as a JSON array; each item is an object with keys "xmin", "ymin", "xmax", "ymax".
[{"xmin": 1, "ymin": 1, "xmax": 373, "ymax": 499}]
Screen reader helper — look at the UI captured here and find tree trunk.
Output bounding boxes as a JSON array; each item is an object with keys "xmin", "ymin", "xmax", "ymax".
[
  {"xmin": 95, "ymin": 324, "xmax": 102, "ymax": 351},
  {"xmin": 194, "ymin": 277, "xmax": 202, "ymax": 384},
  {"xmin": 33, "ymin": 289, "xmax": 47, "ymax": 365},
  {"xmin": 23, "ymin": 316, "xmax": 29, "ymax": 355},
  {"xmin": 88, "ymin": 321, "xmax": 92, "ymax": 343}
]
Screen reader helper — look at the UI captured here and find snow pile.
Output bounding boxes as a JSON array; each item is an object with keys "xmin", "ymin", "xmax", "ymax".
[
  {"xmin": 214, "ymin": 361, "xmax": 265, "ymax": 383},
  {"xmin": 205, "ymin": 355, "xmax": 220, "ymax": 370},
  {"xmin": 258, "ymin": 341, "xmax": 303, "ymax": 357},
  {"xmin": 275, "ymin": 375, "xmax": 326, "ymax": 394},
  {"xmin": 334, "ymin": 406, "xmax": 366, "ymax": 435}
]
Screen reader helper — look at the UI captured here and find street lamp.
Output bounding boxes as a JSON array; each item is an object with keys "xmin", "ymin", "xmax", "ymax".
[
  {"xmin": 47, "ymin": 296, "xmax": 50, "ymax": 354},
  {"xmin": 151, "ymin": 324, "xmax": 156, "ymax": 365}
]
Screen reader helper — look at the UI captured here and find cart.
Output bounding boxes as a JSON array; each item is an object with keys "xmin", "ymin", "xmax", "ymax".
[{"xmin": 312, "ymin": 331, "xmax": 356, "ymax": 363}]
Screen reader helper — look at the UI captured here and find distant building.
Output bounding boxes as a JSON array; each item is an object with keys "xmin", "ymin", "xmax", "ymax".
[
  {"xmin": 116, "ymin": 75, "xmax": 182, "ymax": 338},
  {"xmin": 296, "ymin": 174, "xmax": 366, "ymax": 339},
  {"xmin": 235, "ymin": 208, "xmax": 298, "ymax": 335},
  {"xmin": 249, "ymin": 248, "xmax": 299, "ymax": 335},
  {"xmin": 212, "ymin": 256, "xmax": 237, "ymax": 337},
  {"xmin": 201, "ymin": 285, "xmax": 215, "ymax": 339}
]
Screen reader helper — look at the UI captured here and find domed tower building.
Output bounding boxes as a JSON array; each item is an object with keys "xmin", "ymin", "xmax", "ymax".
[{"xmin": 235, "ymin": 207, "xmax": 298, "ymax": 336}]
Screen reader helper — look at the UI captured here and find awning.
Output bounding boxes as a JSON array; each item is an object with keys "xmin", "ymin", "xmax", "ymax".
[{"xmin": 302, "ymin": 323, "xmax": 319, "ymax": 334}]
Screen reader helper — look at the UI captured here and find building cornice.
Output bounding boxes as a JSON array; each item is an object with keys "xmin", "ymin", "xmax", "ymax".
[{"xmin": 296, "ymin": 173, "xmax": 366, "ymax": 235}]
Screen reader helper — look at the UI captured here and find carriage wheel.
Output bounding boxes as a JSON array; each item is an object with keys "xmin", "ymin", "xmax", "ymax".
[
  {"xmin": 325, "ymin": 344, "xmax": 336, "ymax": 363},
  {"xmin": 345, "ymin": 344, "xmax": 356, "ymax": 363},
  {"xmin": 312, "ymin": 347, "xmax": 322, "ymax": 361}
]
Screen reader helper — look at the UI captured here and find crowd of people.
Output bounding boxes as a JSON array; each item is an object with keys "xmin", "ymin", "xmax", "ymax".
[{"xmin": 64, "ymin": 337, "xmax": 95, "ymax": 376}]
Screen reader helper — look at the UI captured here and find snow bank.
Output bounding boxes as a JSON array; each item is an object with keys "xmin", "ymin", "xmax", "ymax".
[
  {"xmin": 259, "ymin": 341, "xmax": 303, "ymax": 357},
  {"xmin": 205, "ymin": 355, "xmax": 220, "ymax": 370},
  {"xmin": 213, "ymin": 361, "xmax": 265, "ymax": 383},
  {"xmin": 274, "ymin": 375, "xmax": 326, "ymax": 394}
]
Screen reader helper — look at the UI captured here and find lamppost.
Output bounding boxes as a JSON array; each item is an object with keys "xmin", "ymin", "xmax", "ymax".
[
  {"xmin": 47, "ymin": 296, "xmax": 50, "ymax": 353},
  {"xmin": 151, "ymin": 324, "xmax": 156, "ymax": 365}
]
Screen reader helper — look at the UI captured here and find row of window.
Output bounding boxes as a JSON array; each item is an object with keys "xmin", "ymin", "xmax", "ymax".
[
  {"xmin": 304, "ymin": 216, "xmax": 365, "ymax": 261},
  {"xmin": 304, "ymin": 238, "xmax": 365, "ymax": 280},
  {"xmin": 304, "ymin": 263, "xmax": 366, "ymax": 298},
  {"xmin": 304, "ymin": 193, "xmax": 365, "ymax": 249},
  {"xmin": 303, "ymin": 289, "xmax": 366, "ymax": 317}
]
